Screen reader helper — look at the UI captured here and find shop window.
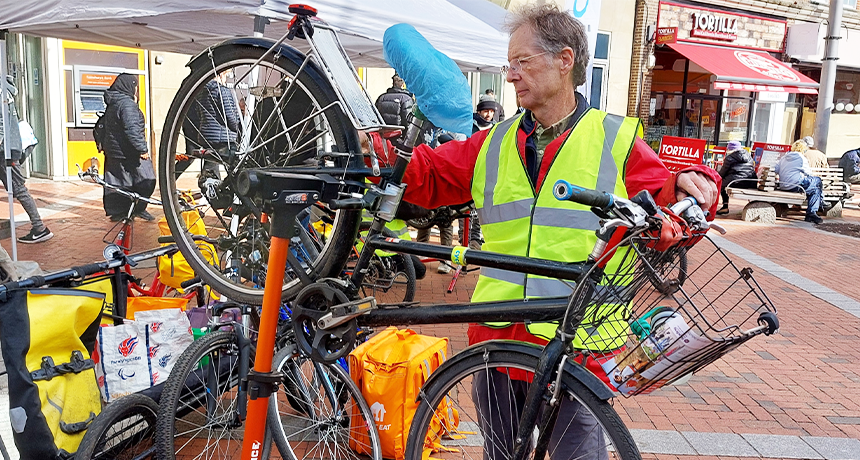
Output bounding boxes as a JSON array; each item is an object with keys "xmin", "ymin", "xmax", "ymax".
[
  {"xmin": 589, "ymin": 32, "xmax": 610, "ymax": 109},
  {"xmin": 845, "ymin": 0, "xmax": 857, "ymax": 9}
]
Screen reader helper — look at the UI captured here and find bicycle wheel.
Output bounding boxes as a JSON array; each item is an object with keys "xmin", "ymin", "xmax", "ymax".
[
  {"xmin": 350, "ymin": 222, "xmax": 417, "ymax": 304},
  {"xmin": 646, "ymin": 247, "xmax": 687, "ymax": 295},
  {"xmin": 159, "ymin": 42, "xmax": 363, "ymax": 304},
  {"xmin": 154, "ymin": 330, "xmax": 271, "ymax": 460},
  {"xmin": 405, "ymin": 345, "xmax": 640, "ymax": 460},
  {"xmin": 267, "ymin": 345, "xmax": 382, "ymax": 460},
  {"xmin": 76, "ymin": 394, "xmax": 158, "ymax": 460}
]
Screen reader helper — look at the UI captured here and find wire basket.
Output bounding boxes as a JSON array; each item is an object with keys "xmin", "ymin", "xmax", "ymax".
[{"xmin": 574, "ymin": 231, "xmax": 778, "ymax": 396}]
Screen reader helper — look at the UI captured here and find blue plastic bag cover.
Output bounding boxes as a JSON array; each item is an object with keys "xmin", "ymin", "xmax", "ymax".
[{"xmin": 383, "ymin": 24, "xmax": 473, "ymax": 136}]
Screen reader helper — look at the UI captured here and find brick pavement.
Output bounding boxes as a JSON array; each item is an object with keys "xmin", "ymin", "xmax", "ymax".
[{"xmin": 1, "ymin": 178, "xmax": 859, "ymax": 459}]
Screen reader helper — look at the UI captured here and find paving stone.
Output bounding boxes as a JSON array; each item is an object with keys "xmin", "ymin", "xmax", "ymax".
[
  {"xmin": 756, "ymin": 350, "xmax": 778, "ymax": 360},
  {"xmin": 743, "ymin": 433, "xmax": 823, "ymax": 459},
  {"xmin": 803, "ymin": 436, "xmax": 860, "ymax": 460},
  {"xmin": 826, "ymin": 417, "xmax": 860, "ymax": 425},
  {"xmin": 682, "ymin": 431, "xmax": 758, "ymax": 457},
  {"xmin": 630, "ymin": 429, "xmax": 696, "ymax": 455}
]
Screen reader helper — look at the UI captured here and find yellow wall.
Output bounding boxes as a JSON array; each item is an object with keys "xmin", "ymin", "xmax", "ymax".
[{"xmin": 61, "ymin": 40, "xmax": 147, "ymax": 177}]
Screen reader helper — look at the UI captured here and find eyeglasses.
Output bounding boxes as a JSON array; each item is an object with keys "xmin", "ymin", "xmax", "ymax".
[{"xmin": 501, "ymin": 51, "xmax": 550, "ymax": 75}]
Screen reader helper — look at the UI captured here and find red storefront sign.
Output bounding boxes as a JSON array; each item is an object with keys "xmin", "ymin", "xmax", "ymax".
[
  {"xmin": 656, "ymin": 27, "xmax": 678, "ymax": 45},
  {"xmin": 751, "ymin": 142, "xmax": 791, "ymax": 167},
  {"xmin": 658, "ymin": 136, "xmax": 707, "ymax": 172}
]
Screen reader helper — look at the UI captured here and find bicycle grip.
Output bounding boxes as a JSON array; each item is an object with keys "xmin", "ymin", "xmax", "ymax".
[
  {"xmin": 180, "ymin": 277, "xmax": 202, "ymax": 290},
  {"xmin": 553, "ymin": 180, "xmax": 614, "ymax": 208},
  {"xmin": 157, "ymin": 235, "xmax": 175, "ymax": 244},
  {"xmin": 72, "ymin": 263, "xmax": 105, "ymax": 278},
  {"xmin": 329, "ymin": 198, "xmax": 364, "ymax": 210}
]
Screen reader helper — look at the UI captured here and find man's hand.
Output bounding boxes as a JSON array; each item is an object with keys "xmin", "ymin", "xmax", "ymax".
[{"xmin": 675, "ymin": 171, "xmax": 718, "ymax": 211}]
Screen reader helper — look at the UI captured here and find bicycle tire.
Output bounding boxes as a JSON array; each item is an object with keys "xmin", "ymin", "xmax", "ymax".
[
  {"xmin": 646, "ymin": 247, "xmax": 687, "ymax": 295},
  {"xmin": 352, "ymin": 222, "xmax": 417, "ymax": 304},
  {"xmin": 405, "ymin": 344, "xmax": 640, "ymax": 460},
  {"xmin": 267, "ymin": 345, "xmax": 382, "ymax": 460},
  {"xmin": 75, "ymin": 394, "xmax": 158, "ymax": 460},
  {"xmin": 159, "ymin": 42, "xmax": 362, "ymax": 304},
  {"xmin": 154, "ymin": 330, "xmax": 272, "ymax": 460}
]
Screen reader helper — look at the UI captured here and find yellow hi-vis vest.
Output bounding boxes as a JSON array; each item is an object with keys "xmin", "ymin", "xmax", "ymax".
[
  {"xmin": 358, "ymin": 211, "xmax": 411, "ymax": 256},
  {"xmin": 471, "ymin": 109, "xmax": 642, "ymax": 351}
]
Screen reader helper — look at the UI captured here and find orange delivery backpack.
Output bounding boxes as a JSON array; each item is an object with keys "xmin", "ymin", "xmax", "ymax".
[{"xmin": 348, "ymin": 327, "xmax": 460, "ymax": 460}]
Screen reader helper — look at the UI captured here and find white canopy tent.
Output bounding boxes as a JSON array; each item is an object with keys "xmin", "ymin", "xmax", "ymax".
[
  {"xmin": 0, "ymin": 0, "xmax": 509, "ymax": 71},
  {"xmin": 0, "ymin": 0, "xmax": 510, "ymax": 258}
]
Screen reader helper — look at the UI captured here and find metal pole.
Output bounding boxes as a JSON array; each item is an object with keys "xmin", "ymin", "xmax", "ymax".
[
  {"xmin": 0, "ymin": 33, "xmax": 18, "ymax": 260},
  {"xmin": 813, "ymin": 0, "xmax": 843, "ymax": 153}
]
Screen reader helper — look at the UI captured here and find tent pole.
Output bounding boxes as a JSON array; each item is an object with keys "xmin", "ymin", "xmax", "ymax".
[{"xmin": 0, "ymin": 31, "xmax": 17, "ymax": 260}]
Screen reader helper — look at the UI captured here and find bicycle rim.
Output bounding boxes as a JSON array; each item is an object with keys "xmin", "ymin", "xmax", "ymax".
[
  {"xmin": 155, "ymin": 331, "xmax": 245, "ymax": 460},
  {"xmin": 159, "ymin": 43, "xmax": 362, "ymax": 304},
  {"xmin": 268, "ymin": 345, "xmax": 382, "ymax": 460},
  {"xmin": 406, "ymin": 348, "xmax": 640, "ymax": 460}
]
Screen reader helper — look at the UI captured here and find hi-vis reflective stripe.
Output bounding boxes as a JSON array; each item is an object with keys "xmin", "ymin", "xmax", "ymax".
[
  {"xmin": 480, "ymin": 117, "xmax": 526, "ymax": 225},
  {"xmin": 598, "ymin": 114, "xmax": 624, "ymax": 193},
  {"xmin": 481, "ymin": 267, "xmax": 526, "ymax": 285},
  {"xmin": 390, "ymin": 226, "xmax": 409, "ymax": 237},
  {"xmin": 525, "ymin": 278, "xmax": 574, "ymax": 298},
  {"xmin": 532, "ymin": 208, "xmax": 600, "ymax": 230}
]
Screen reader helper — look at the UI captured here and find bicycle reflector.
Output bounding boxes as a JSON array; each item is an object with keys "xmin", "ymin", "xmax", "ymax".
[{"xmin": 288, "ymin": 4, "xmax": 318, "ymax": 16}]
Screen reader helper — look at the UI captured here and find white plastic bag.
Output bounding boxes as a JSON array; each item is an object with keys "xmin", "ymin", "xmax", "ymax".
[
  {"xmin": 134, "ymin": 308, "xmax": 194, "ymax": 385},
  {"xmin": 95, "ymin": 323, "xmax": 150, "ymax": 402}
]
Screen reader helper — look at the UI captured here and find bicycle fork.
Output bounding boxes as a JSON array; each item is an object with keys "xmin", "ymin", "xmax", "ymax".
[{"xmin": 512, "ymin": 278, "xmax": 599, "ymax": 460}]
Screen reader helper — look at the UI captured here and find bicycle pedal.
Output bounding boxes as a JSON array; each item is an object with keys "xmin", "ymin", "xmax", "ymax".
[{"xmin": 318, "ymin": 297, "xmax": 377, "ymax": 329}]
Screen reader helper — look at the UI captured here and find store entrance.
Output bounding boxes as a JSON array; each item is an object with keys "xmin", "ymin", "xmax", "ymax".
[{"xmin": 681, "ymin": 97, "xmax": 719, "ymax": 144}]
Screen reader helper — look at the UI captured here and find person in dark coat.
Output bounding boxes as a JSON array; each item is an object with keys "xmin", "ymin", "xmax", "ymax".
[
  {"xmin": 101, "ymin": 73, "xmax": 156, "ymax": 221},
  {"xmin": 839, "ymin": 148, "xmax": 860, "ymax": 184},
  {"xmin": 374, "ymin": 73, "xmax": 414, "ymax": 128},
  {"xmin": 717, "ymin": 140, "xmax": 757, "ymax": 215}
]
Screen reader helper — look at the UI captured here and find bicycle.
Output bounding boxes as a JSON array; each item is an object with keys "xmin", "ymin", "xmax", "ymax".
[
  {"xmin": 154, "ymin": 7, "xmax": 778, "ymax": 460},
  {"xmin": 153, "ymin": 285, "xmax": 381, "ymax": 460},
  {"xmin": 77, "ymin": 159, "xmax": 203, "ymax": 303}
]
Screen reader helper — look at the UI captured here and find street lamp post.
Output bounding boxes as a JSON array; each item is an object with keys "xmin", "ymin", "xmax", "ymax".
[{"xmin": 813, "ymin": 0, "xmax": 844, "ymax": 153}]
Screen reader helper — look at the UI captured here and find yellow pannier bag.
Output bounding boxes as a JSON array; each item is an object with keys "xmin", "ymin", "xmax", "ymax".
[
  {"xmin": 157, "ymin": 210, "xmax": 219, "ymax": 290},
  {"xmin": 0, "ymin": 288, "xmax": 104, "ymax": 459},
  {"xmin": 348, "ymin": 327, "xmax": 459, "ymax": 460}
]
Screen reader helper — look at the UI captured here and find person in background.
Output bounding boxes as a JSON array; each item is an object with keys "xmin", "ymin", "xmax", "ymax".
[
  {"xmin": 717, "ymin": 140, "xmax": 757, "ymax": 215},
  {"xmin": 472, "ymin": 99, "xmax": 497, "ymax": 134},
  {"xmin": 363, "ymin": 5, "xmax": 718, "ymax": 457},
  {"xmin": 839, "ymin": 147, "xmax": 860, "ymax": 184},
  {"xmin": 801, "ymin": 136, "xmax": 828, "ymax": 169},
  {"xmin": 775, "ymin": 140, "xmax": 824, "ymax": 224},
  {"xmin": 0, "ymin": 76, "xmax": 52, "ymax": 243},
  {"xmin": 101, "ymin": 73, "xmax": 156, "ymax": 222},
  {"xmin": 481, "ymin": 88, "xmax": 506, "ymax": 122},
  {"xmin": 374, "ymin": 73, "xmax": 414, "ymax": 128}
]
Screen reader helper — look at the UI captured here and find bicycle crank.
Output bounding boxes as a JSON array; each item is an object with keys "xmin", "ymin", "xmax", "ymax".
[{"xmin": 291, "ymin": 281, "xmax": 358, "ymax": 364}]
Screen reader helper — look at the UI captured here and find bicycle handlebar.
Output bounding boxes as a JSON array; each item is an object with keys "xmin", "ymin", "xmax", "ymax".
[
  {"xmin": 77, "ymin": 165, "xmax": 162, "ymax": 206},
  {"xmin": 553, "ymin": 180, "xmax": 614, "ymax": 209}
]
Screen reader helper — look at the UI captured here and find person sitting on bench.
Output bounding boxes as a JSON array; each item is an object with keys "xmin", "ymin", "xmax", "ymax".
[
  {"xmin": 775, "ymin": 141, "xmax": 824, "ymax": 224},
  {"xmin": 717, "ymin": 140, "xmax": 757, "ymax": 215},
  {"xmin": 839, "ymin": 147, "xmax": 860, "ymax": 184}
]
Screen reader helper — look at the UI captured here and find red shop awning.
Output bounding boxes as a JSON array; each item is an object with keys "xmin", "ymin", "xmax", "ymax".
[{"xmin": 668, "ymin": 42, "xmax": 819, "ymax": 94}]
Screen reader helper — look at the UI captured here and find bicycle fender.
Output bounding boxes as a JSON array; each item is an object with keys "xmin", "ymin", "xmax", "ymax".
[
  {"xmin": 422, "ymin": 340, "xmax": 615, "ymax": 401},
  {"xmin": 187, "ymin": 38, "xmax": 327, "ymax": 84}
]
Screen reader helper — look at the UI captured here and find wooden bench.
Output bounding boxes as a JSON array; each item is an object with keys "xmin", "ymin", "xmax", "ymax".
[{"xmin": 727, "ymin": 166, "xmax": 853, "ymax": 223}]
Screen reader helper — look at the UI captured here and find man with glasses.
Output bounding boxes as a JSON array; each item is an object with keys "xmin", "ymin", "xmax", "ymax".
[{"xmin": 369, "ymin": 4, "xmax": 719, "ymax": 458}]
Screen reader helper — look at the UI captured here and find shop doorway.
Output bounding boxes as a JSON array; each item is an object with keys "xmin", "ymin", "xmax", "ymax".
[{"xmin": 682, "ymin": 97, "xmax": 719, "ymax": 144}]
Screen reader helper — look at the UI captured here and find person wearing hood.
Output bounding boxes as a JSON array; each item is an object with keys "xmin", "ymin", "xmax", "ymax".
[
  {"xmin": 775, "ymin": 140, "xmax": 824, "ymax": 224},
  {"xmin": 717, "ymin": 140, "xmax": 757, "ymax": 215},
  {"xmin": 101, "ymin": 73, "xmax": 156, "ymax": 221},
  {"xmin": 0, "ymin": 75, "xmax": 52, "ymax": 243}
]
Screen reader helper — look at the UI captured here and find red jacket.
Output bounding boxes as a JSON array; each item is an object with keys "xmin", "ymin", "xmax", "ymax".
[{"xmin": 375, "ymin": 113, "xmax": 721, "ymax": 351}]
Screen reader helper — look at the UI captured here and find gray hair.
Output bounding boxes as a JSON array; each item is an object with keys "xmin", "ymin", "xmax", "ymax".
[{"xmin": 505, "ymin": 4, "xmax": 590, "ymax": 87}]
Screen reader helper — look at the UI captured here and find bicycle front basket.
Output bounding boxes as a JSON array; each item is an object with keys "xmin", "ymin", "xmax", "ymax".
[{"xmin": 575, "ymin": 233, "xmax": 777, "ymax": 396}]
